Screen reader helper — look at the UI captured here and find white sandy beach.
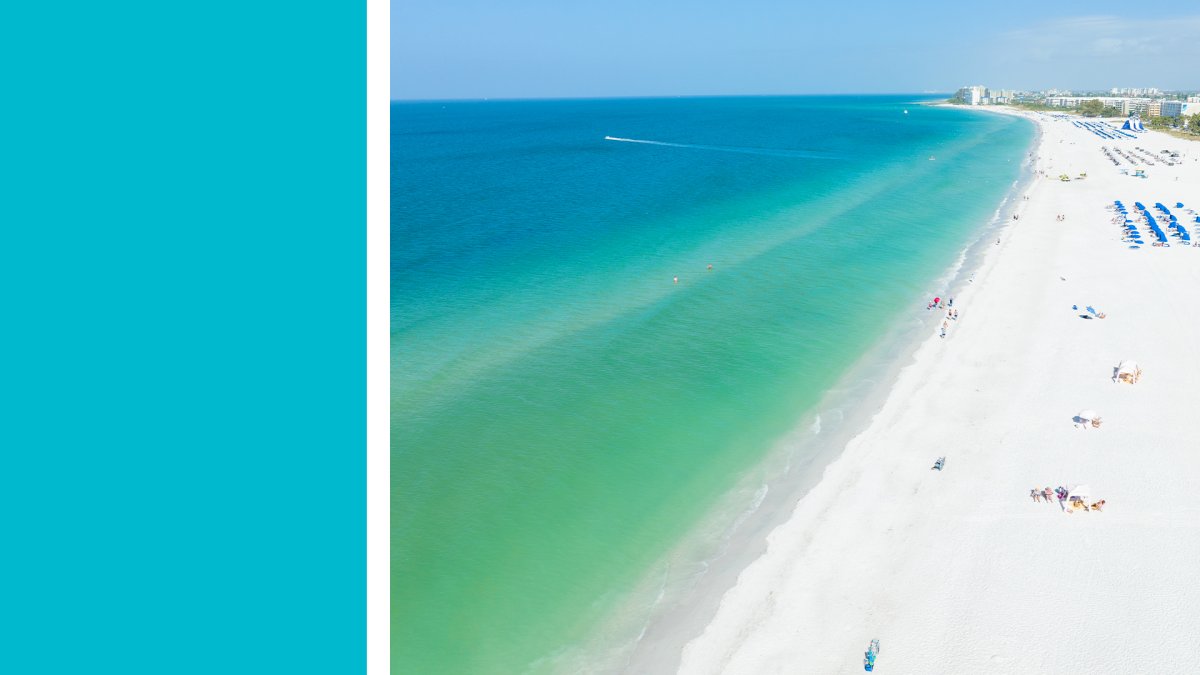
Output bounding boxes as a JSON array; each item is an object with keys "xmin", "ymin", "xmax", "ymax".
[{"xmin": 676, "ymin": 109, "xmax": 1200, "ymax": 673}]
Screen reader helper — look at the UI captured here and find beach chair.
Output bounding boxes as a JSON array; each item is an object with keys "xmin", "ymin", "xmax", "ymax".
[
  {"xmin": 931, "ymin": 457, "xmax": 945, "ymax": 471},
  {"xmin": 864, "ymin": 639, "xmax": 880, "ymax": 671}
]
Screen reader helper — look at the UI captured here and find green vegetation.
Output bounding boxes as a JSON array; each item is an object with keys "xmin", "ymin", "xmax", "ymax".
[
  {"xmin": 1144, "ymin": 115, "xmax": 1178, "ymax": 129},
  {"xmin": 1144, "ymin": 113, "xmax": 1200, "ymax": 139},
  {"xmin": 1005, "ymin": 101, "xmax": 1062, "ymax": 113},
  {"xmin": 1077, "ymin": 99, "xmax": 1123, "ymax": 117}
]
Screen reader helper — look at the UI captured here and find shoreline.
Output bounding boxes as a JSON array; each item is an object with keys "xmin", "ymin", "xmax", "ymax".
[
  {"xmin": 547, "ymin": 109, "xmax": 1042, "ymax": 673},
  {"xmin": 676, "ymin": 108, "xmax": 1200, "ymax": 672}
]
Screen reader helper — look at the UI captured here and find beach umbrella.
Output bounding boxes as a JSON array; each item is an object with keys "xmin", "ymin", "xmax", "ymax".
[
  {"xmin": 1069, "ymin": 485, "xmax": 1093, "ymax": 500},
  {"xmin": 1078, "ymin": 410, "xmax": 1098, "ymax": 422},
  {"xmin": 1177, "ymin": 203, "xmax": 1184, "ymax": 208}
]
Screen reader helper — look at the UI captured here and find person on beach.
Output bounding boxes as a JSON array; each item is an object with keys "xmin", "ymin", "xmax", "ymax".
[
  {"xmin": 1044, "ymin": 487, "xmax": 1054, "ymax": 502},
  {"xmin": 1091, "ymin": 500, "xmax": 1106, "ymax": 512},
  {"xmin": 949, "ymin": 298, "xmax": 953, "ymax": 307},
  {"xmin": 1031, "ymin": 489, "xmax": 1041, "ymax": 503}
]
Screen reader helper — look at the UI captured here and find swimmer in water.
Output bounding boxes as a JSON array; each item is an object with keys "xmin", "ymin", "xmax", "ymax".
[
  {"xmin": 707, "ymin": 264, "xmax": 713, "ymax": 271},
  {"xmin": 673, "ymin": 276, "xmax": 678, "ymax": 284}
]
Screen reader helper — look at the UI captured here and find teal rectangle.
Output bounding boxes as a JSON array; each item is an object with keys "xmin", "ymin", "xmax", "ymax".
[{"xmin": 4, "ymin": 2, "xmax": 366, "ymax": 672}]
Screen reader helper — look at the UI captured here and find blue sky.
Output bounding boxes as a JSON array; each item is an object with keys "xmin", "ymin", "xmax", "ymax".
[{"xmin": 392, "ymin": 1, "xmax": 1198, "ymax": 99}]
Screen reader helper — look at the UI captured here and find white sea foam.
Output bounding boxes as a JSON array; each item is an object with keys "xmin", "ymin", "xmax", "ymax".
[{"xmin": 603, "ymin": 135, "xmax": 836, "ymax": 159}]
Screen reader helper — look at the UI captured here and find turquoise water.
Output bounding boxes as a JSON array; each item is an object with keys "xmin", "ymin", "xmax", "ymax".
[{"xmin": 393, "ymin": 96, "xmax": 1031, "ymax": 673}]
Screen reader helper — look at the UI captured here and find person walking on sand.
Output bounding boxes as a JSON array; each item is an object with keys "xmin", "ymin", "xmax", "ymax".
[{"xmin": 1031, "ymin": 489, "xmax": 1041, "ymax": 503}]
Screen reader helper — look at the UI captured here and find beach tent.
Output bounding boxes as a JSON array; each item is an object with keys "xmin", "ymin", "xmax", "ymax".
[
  {"xmin": 1122, "ymin": 118, "xmax": 1146, "ymax": 132},
  {"xmin": 1117, "ymin": 360, "xmax": 1141, "ymax": 384}
]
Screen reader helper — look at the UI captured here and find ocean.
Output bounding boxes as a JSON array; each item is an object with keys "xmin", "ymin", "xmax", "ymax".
[{"xmin": 392, "ymin": 95, "xmax": 1033, "ymax": 673}]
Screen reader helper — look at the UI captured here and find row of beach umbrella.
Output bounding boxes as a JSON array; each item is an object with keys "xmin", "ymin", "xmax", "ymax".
[{"xmin": 1115, "ymin": 200, "xmax": 1190, "ymax": 244}]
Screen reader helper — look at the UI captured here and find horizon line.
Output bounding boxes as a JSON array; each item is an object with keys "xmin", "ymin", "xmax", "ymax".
[{"xmin": 391, "ymin": 92, "xmax": 953, "ymax": 103}]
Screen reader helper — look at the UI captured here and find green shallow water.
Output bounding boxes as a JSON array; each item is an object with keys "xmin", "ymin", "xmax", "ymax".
[{"xmin": 392, "ymin": 96, "xmax": 1032, "ymax": 673}]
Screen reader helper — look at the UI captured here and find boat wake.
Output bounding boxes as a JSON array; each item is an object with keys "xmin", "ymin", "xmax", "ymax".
[{"xmin": 603, "ymin": 136, "xmax": 836, "ymax": 160}]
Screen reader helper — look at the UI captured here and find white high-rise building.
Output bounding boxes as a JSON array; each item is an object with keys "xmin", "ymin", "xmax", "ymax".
[{"xmin": 956, "ymin": 85, "xmax": 986, "ymax": 105}]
